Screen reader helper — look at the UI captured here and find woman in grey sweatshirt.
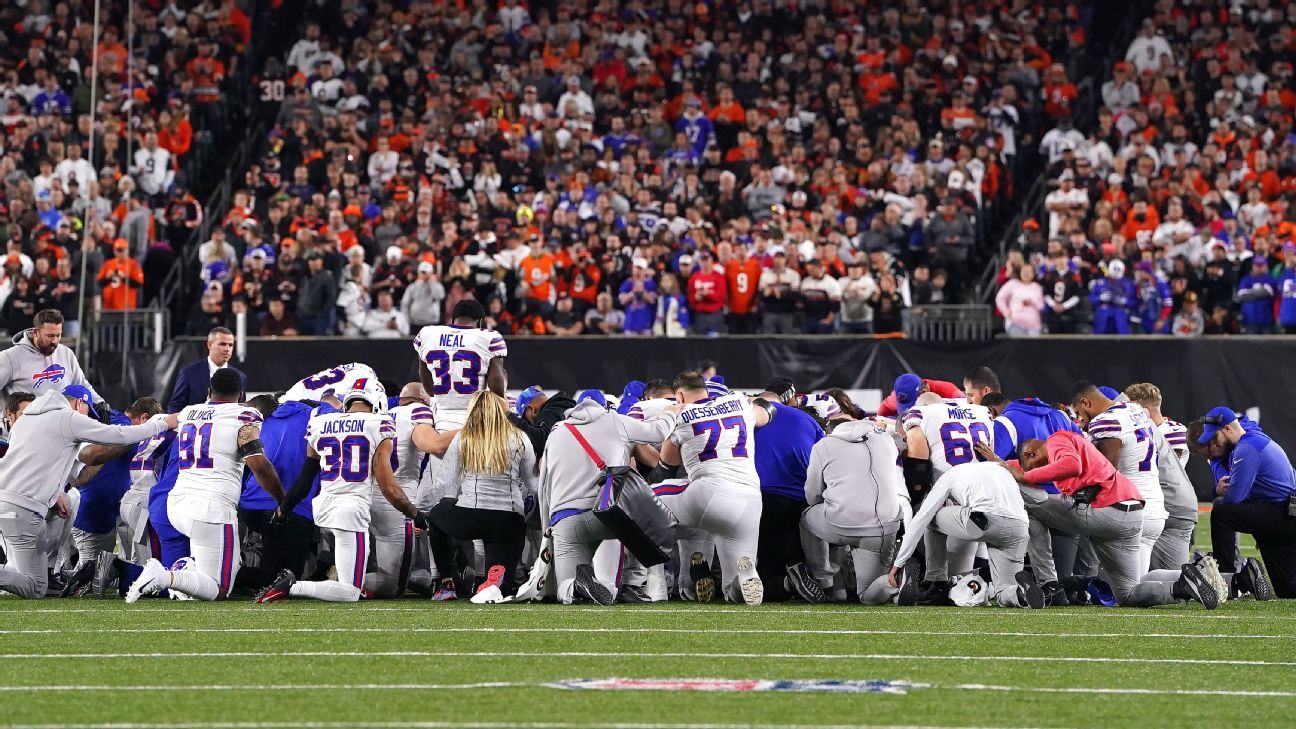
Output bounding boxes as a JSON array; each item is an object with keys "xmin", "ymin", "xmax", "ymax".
[{"xmin": 426, "ymin": 391, "xmax": 538, "ymax": 601}]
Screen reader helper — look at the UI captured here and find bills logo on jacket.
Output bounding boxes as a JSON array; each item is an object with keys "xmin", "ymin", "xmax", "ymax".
[{"xmin": 32, "ymin": 364, "xmax": 66, "ymax": 388}]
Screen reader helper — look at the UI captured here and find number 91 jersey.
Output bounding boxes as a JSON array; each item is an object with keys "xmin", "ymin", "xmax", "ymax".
[
  {"xmin": 283, "ymin": 363, "xmax": 383, "ymax": 410},
  {"xmin": 306, "ymin": 411, "xmax": 396, "ymax": 531},
  {"xmin": 902, "ymin": 400, "xmax": 994, "ymax": 480},
  {"xmin": 170, "ymin": 403, "xmax": 265, "ymax": 522},
  {"xmin": 671, "ymin": 392, "xmax": 758, "ymax": 490},
  {"xmin": 412, "ymin": 324, "xmax": 506, "ymax": 429}
]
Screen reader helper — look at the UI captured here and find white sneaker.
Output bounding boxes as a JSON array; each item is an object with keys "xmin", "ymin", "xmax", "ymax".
[
  {"xmin": 736, "ymin": 555, "xmax": 763, "ymax": 606},
  {"xmin": 125, "ymin": 558, "xmax": 168, "ymax": 604},
  {"xmin": 471, "ymin": 584, "xmax": 503, "ymax": 604},
  {"xmin": 1199, "ymin": 554, "xmax": 1229, "ymax": 604}
]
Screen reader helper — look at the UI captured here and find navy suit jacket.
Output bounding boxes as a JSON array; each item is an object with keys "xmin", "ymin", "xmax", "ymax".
[{"xmin": 168, "ymin": 360, "xmax": 248, "ymax": 412}]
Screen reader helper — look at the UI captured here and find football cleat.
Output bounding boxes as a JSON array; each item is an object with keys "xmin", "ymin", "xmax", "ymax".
[
  {"xmin": 690, "ymin": 551, "xmax": 715, "ymax": 603},
  {"xmin": 1014, "ymin": 570, "xmax": 1046, "ymax": 609},
  {"xmin": 60, "ymin": 561, "xmax": 95, "ymax": 598},
  {"xmin": 1197, "ymin": 554, "xmax": 1229, "ymax": 604},
  {"xmin": 616, "ymin": 584, "xmax": 652, "ymax": 603},
  {"xmin": 1241, "ymin": 557, "xmax": 1273, "ymax": 601},
  {"xmin": 429, "ymin": 578, "xmax": 458, "ymax": 602},
  {"xmin": 914, "ymin": 580, "xmax": 954, "ymax": 606},
  {"xmin": 253, "ymin": 569, "xmax": 296, "ymax": 604},
  {"xmin": 896, "ymin": 560, "xmax": 924, "ymax": 605},
  {"xmin": 785, "ymin": 563, "xmax": 825, "ymax": 604},
  {"xmin": 92, "ymin": 550, "xmax": 120, "ymax": 599},
  {"xmin": 1041, "ymin": 580, "xmax": 1070, "ymax": 607},
  {"xmin": 125, "ymin": 559, "xmax": 168, "ymax": 604},
  {"xmin": 736, "ymin": 555, "xmax": 763, "ymax": 606},
  {"xmin": 1177, "ymin": 563, "xmax": 1219, "ymax": 610},
  {"xmin": 471, "ymin": 565, "xmax": 507, "ymax": 604},
  {"xmin": 573, "ymin": 564, "xmax": 614, "ymax": 606}
]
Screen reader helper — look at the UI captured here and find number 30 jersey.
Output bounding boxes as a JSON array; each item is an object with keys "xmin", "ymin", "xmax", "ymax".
[
  {"xmin": 170, "ymin": 402, "xmax": 264, "ymax": 522},
  {"xmin": 283, "ymin": 363, "xmax": 382, "ymax": 408},
  {"xmin": 306, "ymin": 410, "xmax": 396, "ymax": 531},
  {"xmin": 902, "ymin": 400, "xmax": 994, "ymax": 480},
  {"xmin": 671, "ymin": 392, "xmax": 758, "ymax": 490},
  {"xmin": 412, "ymin": 324, "xmax": 506, "ymax": 429}
]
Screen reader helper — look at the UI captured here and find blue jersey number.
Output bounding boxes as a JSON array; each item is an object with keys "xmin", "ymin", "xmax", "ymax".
[
  {"xmin": 1134, "ymin": 427, "xmax": 1155, "ymax": 471},
  {"xmin": 939, "ymin": 421, "xmax": 991, "ymax": 466},
  {"xmin": 424, "ymin": 349, "xmax": 483, "ymax": 396},
  {"xmin": 692, "ymin": 416, "xmax": 749, "ymax": 462},
  {"xmin": 177, "ymin": 423, "xmax": 214, "ymax": 469},
  {"xmin": 317, "ymin": 435, "xmax": 371, "ymax": 483}
]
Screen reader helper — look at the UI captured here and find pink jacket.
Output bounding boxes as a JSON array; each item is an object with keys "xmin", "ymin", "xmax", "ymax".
[{"xmin": 995, "ymin": 279, "xmax": 1044, "ymax": 332}]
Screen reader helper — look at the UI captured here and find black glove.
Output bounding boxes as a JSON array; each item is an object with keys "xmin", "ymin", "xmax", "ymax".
[
  {"xmin": 269, "ymin": 508, "xmax": 288, "ymax": 531},
  {"xmin": 412, "ymin": 510, "xmax": 431, "ymax": 530},
  {"xmin": 95, "ymin": 401, "xmax": 114, "ymax": 424}
]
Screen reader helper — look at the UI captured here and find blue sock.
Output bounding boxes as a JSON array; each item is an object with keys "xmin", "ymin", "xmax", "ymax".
[{"xmin": 119, "ymin": 562, "xmax": 144, "ymax": 597}]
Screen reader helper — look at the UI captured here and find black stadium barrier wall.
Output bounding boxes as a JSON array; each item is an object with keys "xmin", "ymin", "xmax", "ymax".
[{"xmin": 158, "ymin": 335, "xmax": 1294, "ymax": 501}]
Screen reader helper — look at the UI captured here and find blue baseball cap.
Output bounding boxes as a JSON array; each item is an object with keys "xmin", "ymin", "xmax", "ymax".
[
  {"xmin": 62, "ymin": 385, "xmax": 97, "ymax": 419},
  {"xmin": 576, "ymin": 389, "xmax": 608, "ymax": 408},
  {"xmin": 1098, "ymin": 386, "xmax": 1120, "ymax": 400},
  {"xmin": 893, "ymin": 373, "xmax": 924, "ymax": 415},
  {"xmin": 514, "ymin": 386, "xmax": 545, "ymax": 416},
  {"xmin": 1198, "ymin": 406, "xmax": 1237, "ymax": 444}
]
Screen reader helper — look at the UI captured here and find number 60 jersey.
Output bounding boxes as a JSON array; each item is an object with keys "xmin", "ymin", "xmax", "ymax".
[
  {"xmin": 412, "ymin": 324, "xmax": 506, "ymax": 429},
  {"xmin": 902, "ymin": 400, "xmax": 995, "ymax": 480}
]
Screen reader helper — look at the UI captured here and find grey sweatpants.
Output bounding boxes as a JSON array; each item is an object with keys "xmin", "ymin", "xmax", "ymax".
[
  {"xmin": 1150, "ymin": 515, "xmax": 1195, "ymax": 571},
  {"xmin": 1021, "ymin": 488, "xmax": 1180, "ymax": 607},
  {"xmin": 800, "ymin": 503, "xmax": 900, "ymax": 604},
  {"xmin": 551, "ymin": 511, "xmax": 616, "ymax": 604},
  {"xmin": 0, "ymin": 506, "xmax": 50, "ymax": 598},
  {"xmin": 930, "ymin": 505, "xmax": 1031, "ymax": 607}
]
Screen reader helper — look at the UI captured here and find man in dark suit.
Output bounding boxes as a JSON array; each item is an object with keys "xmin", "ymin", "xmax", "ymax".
[{"xmin": 168, "ymin": 327, "xmax": 247, "ymax": 411}]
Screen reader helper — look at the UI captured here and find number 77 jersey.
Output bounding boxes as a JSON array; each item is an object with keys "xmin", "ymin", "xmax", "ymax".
[
  {"xmin": 671, "ymin": 391, "xmax": 759, "ymax": 490},
  {"xmin": 902, "ymin": 400, "xmax": 995, "ymax": 480},
  {"xmin": 412, "ymin": 324, "xmax": 506, "ymax": 428}
]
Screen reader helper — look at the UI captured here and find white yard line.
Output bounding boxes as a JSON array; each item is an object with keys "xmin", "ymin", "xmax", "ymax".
[
  {"xmin": 0, "ymin": 626, "xmax": 1286, "ymax": 639},
  {"xmin": 0, "ymin": 722, "xmax": 1052, "ymax": 729},
  {"xmin": 0, "ymin": 650, "xmax": 1289, "ymax": 668}
]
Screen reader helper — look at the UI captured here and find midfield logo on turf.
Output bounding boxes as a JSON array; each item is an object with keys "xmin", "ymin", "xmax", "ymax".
[{"xmin": 547, "ymin": 678, "xmax": 926, "ymax": 694}]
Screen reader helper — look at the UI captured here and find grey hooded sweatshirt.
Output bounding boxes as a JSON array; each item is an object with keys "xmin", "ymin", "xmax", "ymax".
[
  {"xmin": 0, "ymin": 329, "xmax": 99, "ymax": 400},
  {"xmin": 539, "ymin": 400, "xmax": 676, "ymax": 522},
  {"xmin": 803, "ymin": 419, "xmax": 908, "ymax": 535},
  {"xmin": 0, "ymin": 390, "xmax": 169, "ymax": 515}
]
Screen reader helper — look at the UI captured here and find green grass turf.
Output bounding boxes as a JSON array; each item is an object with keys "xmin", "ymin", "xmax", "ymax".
[{"xmin": 0, "ymin": 595, "xmax": 1292, "ymax": 729}]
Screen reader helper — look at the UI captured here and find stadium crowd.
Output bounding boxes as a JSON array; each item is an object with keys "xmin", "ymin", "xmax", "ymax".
[
  {"xmin": 0, "ymin": 0, "xmax": 247, "ymax": 336},
  {"xmin": 184, "ymin": 0, "xmax": 1111, "ymax": 337},
  {"xmin": 0, "ymin": 307, "xmax": 1292, "ymax": 609},
  {"xmin": 995, "ymin": 3, "xmax": 1296, "ymax": 336}
]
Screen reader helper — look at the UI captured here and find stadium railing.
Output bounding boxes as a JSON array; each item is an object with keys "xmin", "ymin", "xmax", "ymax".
[{"xmin": 907, "ymin": 305, "xmax": 994, "ymax": 342}]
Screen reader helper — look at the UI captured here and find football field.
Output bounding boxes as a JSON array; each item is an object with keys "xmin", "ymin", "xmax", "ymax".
[{"xmin": 0, "ymin": 593, "xmax": 1292, "ymax": 729}]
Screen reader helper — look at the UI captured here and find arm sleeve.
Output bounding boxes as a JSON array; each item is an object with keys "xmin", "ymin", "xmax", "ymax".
[
  {"xmin": 1221, "ymin": 442, "xmax": 1260, "ymax": 505},
  {"xmin": 65, "ymin": 412, "xmax": 167, "ymax": 446},
  {"xmin": 280, "ymin": 457, "xmax": 321, "ymax": 513},
  {"xmin": 803, "ymin": 442, "xmax": 826, "ymax": 506},
  {"xmin": 0, "ymin": 350, "xmax": 14, "ymax": 392},
  {"xmin": 1022, "ymin": 437, "xmax": 1082, "ymax": 486},
  {"xmin": 618, "ymin": 410, "xmax": 676, "ymax": 445},
  {"xmin": 434, "ymin": 436, "xmax": 462, "ymax": 500}
]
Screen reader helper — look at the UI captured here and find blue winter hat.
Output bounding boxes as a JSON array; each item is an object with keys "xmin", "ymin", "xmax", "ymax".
[
  {"xmin": 1097, "ymin": 386, "xmax": 1120, "ymax": 400},
  {"xmin": 576, "ymin": 389, "xmax": 608, "ymax": 409}
]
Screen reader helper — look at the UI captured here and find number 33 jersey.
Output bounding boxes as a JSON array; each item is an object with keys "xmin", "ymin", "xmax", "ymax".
[
  {"xmin": 306, "ymin": 411, "xmax": 396, "ymax": 531},
  {"xmin": 902, "ymin": 400, "xmax": 995, "ymax": 480},
  {"xmin": 170, "ymin": 402, "xmax": 264, "ymax": 522},
  {"xmin": 671, "ymin": 392, "xmax": 758, "ymax": 490},
  {"xmin": 412, "ymin": 324, "xmax": 506, "ymax": 429}
]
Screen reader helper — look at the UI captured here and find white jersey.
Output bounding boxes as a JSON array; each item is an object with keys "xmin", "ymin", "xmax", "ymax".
[
  {"xmin": 671, "ymin": 392, "xmax": 758, "ymax": 489},
  {"xmin": 1159, "ymin": 418, "xmax": 1189, "ymax": 467},
  {"xmin": 388, "ymin": 401, "xmax": 436, "ymax": 487},
  {"xmin": 626, "ymin": 397, "xmax": 677, "ymax": 422},
  {"xmin": 128, "ymin": 431, "xmax": 176, "ymax": 495},
  {"xmin": 283, "ymin": 363, "xmax": 382, "ymax": 409},
  {"xmin": 902, "ymin": 399, "xmax": 995, "ymax": 479},
  {"xmin": 169, "ymin": 402, "xmax": 264, "ymax": 522},
  {"xmin": 1088, "ymin": 402, "xmax": 1163, "ymax": 511},
  {"xmin": 412, "ymin": 325, "xmax": 507, "ymax": 429},
  {"xmin": 306, "ymin": 410, "xmax": 395, "ymax": 531}
]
